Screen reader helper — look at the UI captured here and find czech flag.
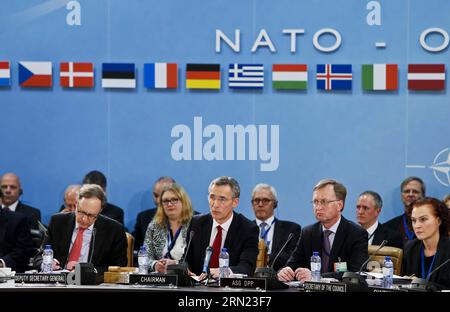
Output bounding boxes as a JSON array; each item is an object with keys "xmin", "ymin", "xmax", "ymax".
[{"xmin": 19, "ymin": 61, "xmax": 52, "ymax": 88}]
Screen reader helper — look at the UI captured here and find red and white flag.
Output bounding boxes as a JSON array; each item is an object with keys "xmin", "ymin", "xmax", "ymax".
[
  {"xmin": 60, "ymin": 62, "xmax": 94, "ymax": 88},
  {"xmin": 408, "ymin": 64, "xmax": 445, "ymax": 90}
]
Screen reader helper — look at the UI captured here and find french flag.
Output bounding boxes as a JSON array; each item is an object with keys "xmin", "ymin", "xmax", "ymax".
[
  {"xmin": 19, "ymin": 61, "xmax": 52, "ymax": 87},
  {"xmin": 144, "ymin": 63, "xmax": 178, "ymax": 89}
]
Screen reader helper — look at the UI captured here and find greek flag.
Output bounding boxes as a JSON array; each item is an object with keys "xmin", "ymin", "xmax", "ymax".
[{"xmin": 228, "ymin": 64, "xmax": 264, "ymax": 89}]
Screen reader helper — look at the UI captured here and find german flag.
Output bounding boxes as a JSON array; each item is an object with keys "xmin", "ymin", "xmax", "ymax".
[{"xmin": 186, "ymin": 64, "xmax": 220, "ymax": 89}]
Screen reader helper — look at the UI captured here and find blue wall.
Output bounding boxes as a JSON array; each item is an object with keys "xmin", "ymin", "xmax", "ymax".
[{"xmin": 1, "ymin": 0, "xmax": 449, "ymax": 230}]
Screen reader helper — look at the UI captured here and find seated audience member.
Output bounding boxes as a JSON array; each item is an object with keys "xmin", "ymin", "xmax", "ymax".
[
  {"xmin": 59, "ymin": 184, "xmax": 81, "ymax": 213},
  {"xmin": 1, "ymin": 173, "xmax": 41, "ymax": 231},
  {"xmin": 133, "ymin": 176, "xmax": 176, "ymax": 251},
  {"xmin": 278, "ymin": 179, "xmax": 368, "ymax": 282},
  {"xmin": 82, "ymin": 170, "xmax": 124, "ymax": 225},
  {"xmin": 40, "ymin": 184, "xmax": 127, "ymax": 273},
  {"xmin": 443, "ymin": 194, "xmax": 450, "ymax": 210},
  {"xmin": 384, "ymin": 177, "xmax": 425, "ymax": 246},
  {"xmin": 185, "ymin": 176, "xmax": 258, "ymax": 279},
  {"xmin": 403, "ymin": 197, "xmax": 450, "ymax": 290},
  {"xmin": 144, "ymin": 183, "xmax": 194, "ymax": 273},
  {"xmin": 0, "ymin": 208, "xmax": 34, "ymax": 272},
  {"xmin": 356, "ymin": 191, "xmax": 403, "ymax": 249},
  {"xmin": 251, "ymin": 183, "xmax": 301, "ymax": 271}
]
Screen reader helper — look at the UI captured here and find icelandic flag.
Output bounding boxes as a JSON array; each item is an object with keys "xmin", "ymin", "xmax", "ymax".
[
  {"xmin": 316, "ymin": 64, "xmax": 352, "ymax": 90},
  {"xmin": 19, "ymin": 61, "xmax": 52, "ymax": 87},
  {"xmin": 144, "ymin": 63, "xmax": 178, "ymax": 89},
  {"xmin": 60, "ymin": 62, "xmax": 94, "ymax": 88},
  {"xmin": 102, "ymin": 63, "xmax": 136, "ymax": 88},
  {"xmin": 0, "ymin": 61, "xmax": 11, "ymax": 87},
  {"xmin": 229, "ymin": 64, "xmax": 264, "ymax": 89}
]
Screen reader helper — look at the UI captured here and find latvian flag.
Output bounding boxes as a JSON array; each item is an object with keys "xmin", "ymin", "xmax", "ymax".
[
  {"xmin": 229, "ymin": 64, "xmax": 264, "ymax": 89},
  {"xmin": 102, "ymin": 63, "xmax": 136, "ymax": 88},
  {"xmin": 144, "ymin": 63, "xmax": 178, "ymax": 89},
  {"xmin": 0, "ymin": 61, "xmax": 11, "ymax": 87},
  {"xmin": 362, "ymin": 64, "xmax": 398, "ymax": 91},
  {"xmin": 316, "ymin": 64, "xmax": 352, "ymax": 90},
  {"xmin": 272, "ymin": 64, "xmax": 307, "ymax": 90},
  {"xmin": 19, "ymin": 61, "xmax": 52, "ymax": 88},
  {"xmin": 408, "ymin": 64, "xmax": 445, "ymax": 90},
  {"xmin": 60, "ymin": 62, "xmax": 94, "ymax": 88},
  {"xmin": 186, "ymin": 64, "xmax": 220, "ymax": 89}
]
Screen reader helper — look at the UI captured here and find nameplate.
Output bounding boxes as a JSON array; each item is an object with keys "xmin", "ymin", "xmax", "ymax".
[
  {"xmin": 220, "ymin": 277, "xmax": 266, "ymax": 290},
  {"xmin": 303, "ymin": 281, "xmax": 347, "ymax": 292},
  {"xmin": 128, "ymin": 274, "xmax": 178, "ymax": 286},
  {"xmin": 14, "ymin": 273, "xmax": 67, "ymax": 284}
]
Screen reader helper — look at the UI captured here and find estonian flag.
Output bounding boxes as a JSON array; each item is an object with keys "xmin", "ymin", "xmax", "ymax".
[{"xmin": 102, "ymin": 63, "xmax": 136, "ymax": 88}]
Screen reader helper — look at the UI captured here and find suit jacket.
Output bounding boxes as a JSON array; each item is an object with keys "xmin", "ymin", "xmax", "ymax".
[
  {"xmin": 286, "ymin": 216, "xmax": 368, "ymax": 273},
  {"xmin": 186, "ymin": 212, "xmax": 259, "ymax": 276},
  {"xmin": 16, "ymin": 201, "xmax": 41, "ymax": 230},
  {"xmin": 403, "ymin": 237, "xmax": 450, "ymax": 290},
  {"xmin": 0, "ymin": 209, "xmax": 34, "ymax": 272},
  {"xmin": 253, "ymin": 218, "xmax": 302, "ymax": 271},
  {"xmin": 44, "ymin": 212, "xmax": 127, "ymax": 273},
  {"xmin": 372, "ymin": 222, "xmax": 403, "ymax": 249},
  {"xmin": 102, "ymin": 202, "xmax": 124, "ymax": 225},
  {"xmin": 132, "ymin": 208, "xmax": 157, "ymax": 251},
  {"xmin": 384, "ymin": 213, "xmax": 415, "ymax": 247}
]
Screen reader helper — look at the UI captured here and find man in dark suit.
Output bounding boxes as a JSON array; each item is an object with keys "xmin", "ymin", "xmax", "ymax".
[
  {"xmin": 42, "ymin": 184, "xmax": 127, "ymax": 273},
  {"xmin": 1, "ymin": 173, "xmax": 41, "ymax": 230},
  {"xmin": 251, "ymin": 183, "xmax": 301, "ymax": 271},
  {"xmin": 0, "ymin": 208, "xmax": 34, "ymax": 272},
  {"xmin": 82, "ymin": 170, "xmax": 124, "ymax": 225},
  {"xmin": 384, "ymin": 176, "xmax": 425, "ymax": 246},
  {"xmin": 278, "ymin": 179, "xmax": 368, "ymax": 282},
  {"xmin": 132, "ymin": 176, "xmax": 176, "ymax": 251},
  {"xmin": 185, "ymin": 176, "xmax": 258, "ymax": 278},
  {"xmin": 356, "ymin": 191, "xmax": 403, "ymax": 249}
]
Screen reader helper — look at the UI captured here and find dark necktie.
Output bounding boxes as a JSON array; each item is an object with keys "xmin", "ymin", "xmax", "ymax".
[
  {"xmin": 321, "ymin": 230, "xmax": 332, "ymax": 273},
  {"xmin": 209, "ymin": 225, "xmax": 222, "ymax": 268},
  {"xmin": 259, "ymin": 222, "xmax": 267, "ymax": 239},
  {"xmin": 3, "ymin": 206, "xmax": 11, "ymax": 212}
]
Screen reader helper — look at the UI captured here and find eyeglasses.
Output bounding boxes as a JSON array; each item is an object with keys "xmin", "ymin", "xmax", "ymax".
[
  {"xmin": 76, "ymin": 209, "xmax": 99, "ymax": 221},
  {"xmin": 208, "ymin": 194, "xmax": 232, "ymax": 205},
  {"xmin": 252, "ymin": 198, "xmax": 273, "ymax": 205},
  {"xmin": 311, "ymin": 199, "xmax": 341, "ymax": 207},
  {"xmin": 162, "ymin": 198, "xmax": 180, "ymax": 206}
]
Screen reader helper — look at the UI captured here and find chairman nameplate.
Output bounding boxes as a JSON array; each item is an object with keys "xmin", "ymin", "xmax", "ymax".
[
  {"xmin": 303, "ymin": 281, "xmax": 347, "ymax": 292},
  {"xmin": 129, "ymin": 274, "xmax": 178, "ymax": 286},
  {"xmin": 14, "ymin": 273, "xmax": 67, "ymax": 284},
  {"xmin": 220, "ymin": 277, "xmax": 266, "ymax": 290}
]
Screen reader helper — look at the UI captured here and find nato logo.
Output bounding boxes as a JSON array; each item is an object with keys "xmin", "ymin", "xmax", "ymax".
[{"xmin": 406, "ymin": 148, "xmax": 450, "ymax": 187}]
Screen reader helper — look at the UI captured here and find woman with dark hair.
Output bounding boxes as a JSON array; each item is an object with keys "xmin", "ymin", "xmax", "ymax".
[{"xmin": 403, "ymin": 197, "xmax": 450, "ymax": 289}]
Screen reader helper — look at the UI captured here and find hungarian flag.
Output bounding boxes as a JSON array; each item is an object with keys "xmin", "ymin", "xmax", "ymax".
[
  {"xmin": 408, "ymin": 64, "xmax": 445, "ymax": 90},
  {"xmin": 144, "ymin": 63, "xmax": 178, "ymax": 89},
  {"xmin": 0, "ymin": 61, "xmax": 11, "ymax": 87},
  {"xmin": 102, "ymin": 63, "xmax": 136, "ymax": 88},
  {"xmin": 186, "ymin": 64, "xmax": 220, "ymax": 89},
  {"xmin": 362, "ymin": 64, "xmax": 398, "ymax": 91},
  {"xmin": 19, "ymin": 61, "xmax": 52, "ymax": 87},
  {"xmin": 60, "ymin": 62, "xmax": 94, "ymax": 88},
  {"xmin": 272, "ymin": 64, "xmax": 307, "ymax": 90}
]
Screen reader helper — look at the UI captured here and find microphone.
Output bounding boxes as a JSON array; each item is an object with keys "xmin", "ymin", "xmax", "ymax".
[
  {"xmin": 202, "ymin": 246, "xmax": 214, "ymax": 273},
  {"xmin": 165, "ymin": 230, "xmax": 195, "ymax": 287},
  {"xmin": 88, "ymin": 228, "xmax": 97, "ymax": 264},
  {"xmin": 342, "ymin": 240, "xmax": 388, "ymax": 286},
  {"xmin": 270, "ymin": 233, "xmax": 294, "ymax": 270},
  {"xmin": 179, "ymin": 230, "xmax": 195, "ymax": 265},
  {"xmin": 412, "ymin": 258, "xmax": 450, "ymax": 291}
]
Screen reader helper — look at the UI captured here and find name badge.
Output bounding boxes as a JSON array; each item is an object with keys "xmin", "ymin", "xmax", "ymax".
[
  {"xmin": 334, "ymin": 261, "xmax": 347, "ymax": 272},
  {"xmin": 128, "ymin": 273, "xmax": 178, "ymax": 286}
]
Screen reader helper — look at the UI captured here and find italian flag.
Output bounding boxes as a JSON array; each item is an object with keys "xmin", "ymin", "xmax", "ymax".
[
  {"xmin": 272, "ymin": 64, "xmax": 307, "ymax": 90},
  {"xmin": 362, "ymin": 64, "xmax": 398, "ymax": 90}
]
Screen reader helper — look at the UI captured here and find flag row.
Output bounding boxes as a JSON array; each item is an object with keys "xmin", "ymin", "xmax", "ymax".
[{"xmin": 0, "ymin": 61, "xmax": 446, "ymax": 91}]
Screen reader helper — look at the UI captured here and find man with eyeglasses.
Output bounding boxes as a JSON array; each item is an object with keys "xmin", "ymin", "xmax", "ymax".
[
  {"xmin": 384, "ymin": 176, "xmax": 426, "ymax": 246},
  {"xmin": 251, "ymin": 183, "xmax": 301, "ymax": 271},
  {"xmin": 185, "ymin": 176, "xmax": 259, "ymax": 279},
  {"xmin": 39, "ymin": 184, "xmax": 127, "ymax": 273},
  {"xmin": 277, "ymin": 179, "xmax": 368, "ymax": 282},
  {"xmin": 356, "ymin": 191, "xmax": 403, "ymax": 249}
]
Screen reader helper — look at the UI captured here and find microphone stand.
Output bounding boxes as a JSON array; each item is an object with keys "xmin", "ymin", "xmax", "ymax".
[
  {"xmin": 411, "ymin": 258, "xmax": 450, "ymax": 291},
  {"xmin": 166, "ymin": 230, "xmax": 195, "ymax": 286}
]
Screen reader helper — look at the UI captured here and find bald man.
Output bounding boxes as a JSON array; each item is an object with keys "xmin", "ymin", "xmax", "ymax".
[{"xmin": 1, "ymin": 173, "xmax": 41, "ymax": 230}]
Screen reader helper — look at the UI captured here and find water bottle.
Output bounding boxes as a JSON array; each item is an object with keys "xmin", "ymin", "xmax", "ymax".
[
  {"xmin": 383, "ymin": 256, "xmax": 394, "ymax": 289},
  {"xmin": 138, "ymin": 245, "xmax": 149, "ymax": 274},
  {"xmin": 310, "ymin": 251, "xmax": 321, "ymax": 282},
  {"xmin": 42, "ymin": 245, "xmax": 53, "ymax": 273},
  {"xmin": 219, "ymin": 248, "xmax": 230, "ymax": 278}
]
